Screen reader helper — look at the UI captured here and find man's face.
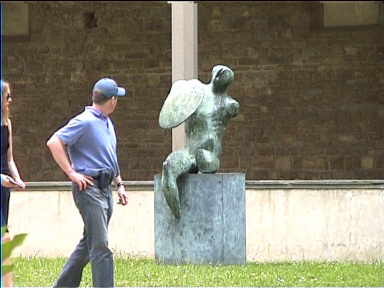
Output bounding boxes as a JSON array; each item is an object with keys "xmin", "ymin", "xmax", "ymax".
[{"xmin": 110, "ymin": 96, "xmax": 118, "ymax": 113}]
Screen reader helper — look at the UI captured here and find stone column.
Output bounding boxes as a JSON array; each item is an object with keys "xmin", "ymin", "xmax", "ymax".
[
  {"xmin": 169, "ymin": 1, "xmax": 198, "ymax": 151},
  {"xmin": 155, "ymin": 173, "xmax": 246, "ymax": 265}
]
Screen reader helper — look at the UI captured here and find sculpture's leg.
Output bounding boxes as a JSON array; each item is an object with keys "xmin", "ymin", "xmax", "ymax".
[
  {"xmin": 161, "ymin": 150, "xmax": 195, "ymax": 219},
  {"xmin": 195, "ymin": 149, "xmax": 220, "ymax": 173}
]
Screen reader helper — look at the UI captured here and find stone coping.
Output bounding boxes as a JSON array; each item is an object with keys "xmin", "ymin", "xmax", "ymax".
[{"xmin": 24, "ymin": 179, "xmax": 384, "ymax": 191}]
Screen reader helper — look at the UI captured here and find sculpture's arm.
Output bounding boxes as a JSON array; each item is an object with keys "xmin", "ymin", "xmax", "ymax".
[{"xmin": 226, "ymin": 97, "xmax": 240, "ymax": 118}]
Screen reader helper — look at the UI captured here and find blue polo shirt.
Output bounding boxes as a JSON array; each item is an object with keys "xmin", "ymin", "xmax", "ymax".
[{"xmin": 54, "ymin": 106, "xmax": 120, "ymax": 177}]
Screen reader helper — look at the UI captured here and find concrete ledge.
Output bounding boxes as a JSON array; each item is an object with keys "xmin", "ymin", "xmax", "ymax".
[
  {"xmin": 25, "ymin": 181, "xmax": 154, "ymax": 191},
  {"xmin": 246, "ymin": 179, "xmax": 384, "ymax": 189},
  {"xmin": 24, "ymin": 179, "xmax": 384, "ymax": 191}
]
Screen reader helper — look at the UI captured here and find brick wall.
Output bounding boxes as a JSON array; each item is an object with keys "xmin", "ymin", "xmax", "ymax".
[
  {"xmin": 199, "ymin": 1, "xmax": 384, "ymax": 179},
  {"xmin": 4, "ymin": 1, "xmax": 384, "ymax": 181},
  {"xmin": 4, "ymin": 1, "xmax": 172, "ymax": 181}
]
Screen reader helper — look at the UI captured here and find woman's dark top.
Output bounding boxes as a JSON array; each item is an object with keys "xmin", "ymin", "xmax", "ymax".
[
  {"xmin": 1, "ymin": 125, "xmax": 10, "ymax": 175},
  {"xmin": 1, "ymin": 124, "xmax": 11, "ymax": 228}
]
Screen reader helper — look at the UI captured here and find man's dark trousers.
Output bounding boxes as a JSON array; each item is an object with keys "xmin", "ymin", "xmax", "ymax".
[{"xmin": 53, "ymin": 182, "xmax": 114, "ymax": 288}]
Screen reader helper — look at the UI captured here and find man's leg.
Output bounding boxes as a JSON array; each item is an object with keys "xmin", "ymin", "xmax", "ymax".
[
  {"xmin": 80, "ymin": 185, "xmax": 114, "ymax": 287},
  {"xmin": 53, "ymin": 185, "xmax": 90, "ymax": 288},
  {"xmin": 53, "ymin": 231, "xmax": 89, "ymax": 288}
]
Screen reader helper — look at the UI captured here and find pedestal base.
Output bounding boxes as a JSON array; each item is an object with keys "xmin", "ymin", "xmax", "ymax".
[{"xmin": 154, "ymin": 173, "xmax": 246, "ymax": 264}]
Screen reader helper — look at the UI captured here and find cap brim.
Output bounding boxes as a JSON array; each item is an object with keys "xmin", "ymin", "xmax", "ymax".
[{"xmin": 116, "ymin": 87, "xmax": 126, "ymax": 97}]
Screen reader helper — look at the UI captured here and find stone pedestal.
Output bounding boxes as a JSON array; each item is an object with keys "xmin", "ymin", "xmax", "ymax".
[{"xmin": 154, "ymin": 173, "xmax": 246, "ymax": 265}]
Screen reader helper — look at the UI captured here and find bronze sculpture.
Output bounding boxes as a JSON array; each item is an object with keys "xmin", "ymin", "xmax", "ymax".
[{"xmin": 159, "ymin": 65, "xmax": 240, "ymax": 218}]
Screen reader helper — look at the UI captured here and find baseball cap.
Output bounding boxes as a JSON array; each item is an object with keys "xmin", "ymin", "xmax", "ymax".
[{"xmin": 93, "ymin": 78, "xmax": 126, "ymax": 98}]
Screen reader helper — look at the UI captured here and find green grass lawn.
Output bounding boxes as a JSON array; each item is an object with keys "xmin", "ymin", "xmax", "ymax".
[{"xmin": 13, "ymin": 257, "xmax": 383, "ymax": 287}]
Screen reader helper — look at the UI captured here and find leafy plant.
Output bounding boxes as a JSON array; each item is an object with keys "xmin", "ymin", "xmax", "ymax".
[{"xmin": 1, "ymin": 226, "xmax": 27, "ymax": 275}]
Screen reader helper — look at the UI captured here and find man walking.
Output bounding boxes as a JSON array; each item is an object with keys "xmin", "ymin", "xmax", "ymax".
[{"xmin": 47, "ymin": 78, "xmax": 129, "ymax": 287}]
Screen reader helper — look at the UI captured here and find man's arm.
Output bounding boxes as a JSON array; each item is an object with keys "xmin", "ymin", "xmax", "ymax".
[{"xmin": 47, "ymin": 135, "xmax": 93, "ymax": 190}]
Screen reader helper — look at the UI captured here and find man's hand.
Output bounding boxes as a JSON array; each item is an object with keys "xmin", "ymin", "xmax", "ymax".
[
  {"xmin": 68, "ymin": 171, "xmax": 94, "ymax": 191},
  {"xmin": 117, "ymin": 185, "xmax": 128, "ymax": 206}
]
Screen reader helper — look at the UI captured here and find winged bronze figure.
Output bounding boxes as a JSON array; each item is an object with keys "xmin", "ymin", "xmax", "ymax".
[{"xmin": 159, "ymin": 65, "xmax": 240, "ymax": 218}]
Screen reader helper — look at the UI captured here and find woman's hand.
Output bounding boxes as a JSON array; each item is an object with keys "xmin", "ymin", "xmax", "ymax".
[
  {"xmin": 13, "ymin": 177, "xmax": 26, "ymax": 190},
  {"xmin": 1, "ymin": 174, "xmax": 21, "ymax": 188}
]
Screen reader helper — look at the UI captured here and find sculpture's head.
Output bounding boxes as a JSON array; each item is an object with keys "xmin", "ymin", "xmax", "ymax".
[{"xmin": 211, "ymin": 65, "xmax": 234, "ymax": 93}]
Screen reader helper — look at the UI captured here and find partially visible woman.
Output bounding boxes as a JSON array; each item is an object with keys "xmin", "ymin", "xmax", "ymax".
[{"xmin": 1, "ymin": 80, "xmax": 26, "ymax": 287}]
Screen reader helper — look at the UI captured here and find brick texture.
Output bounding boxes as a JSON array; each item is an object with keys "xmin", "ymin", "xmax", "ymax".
[{"xmin": 4, "ymin": 1, "xmax": 384, "ymax": 181}]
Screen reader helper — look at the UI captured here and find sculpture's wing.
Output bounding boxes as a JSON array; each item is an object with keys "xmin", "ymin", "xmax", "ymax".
[{"xmin": 159, "ymin": 79, "xmax": 205, "ymax": 129}]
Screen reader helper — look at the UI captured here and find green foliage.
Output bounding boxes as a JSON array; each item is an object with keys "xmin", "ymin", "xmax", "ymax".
[
  {"xmin": 12, "ymin": 256, "xmax": 384, "ymax": 287},
  {"xmin": 0, "ymin": 227, "xmax": 6, "ymax": 238},
  {"xmin": 2, "ymin": 264, "xmax": 13, "ymax": 275},
  {"xmin": 1, "ymin": 226, "xmax": 27, "ymax": 276}
]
